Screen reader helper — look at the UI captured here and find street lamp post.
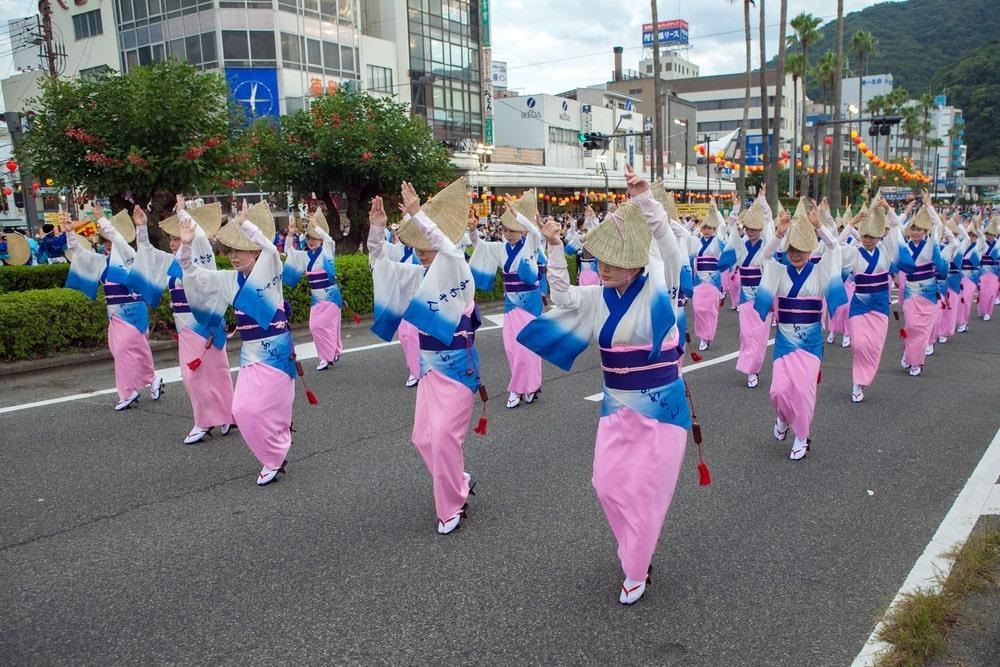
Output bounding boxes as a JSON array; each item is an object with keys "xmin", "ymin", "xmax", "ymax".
[
  {"xmin": 675, "ymin": 118, "xmax": 689, "ymax": 201},
  {"xmin": 595, "ymin": 156, "xmax": 610, "ymax": 212}
]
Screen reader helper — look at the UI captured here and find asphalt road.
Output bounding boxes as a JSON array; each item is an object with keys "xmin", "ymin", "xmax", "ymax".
[{"xmin": 2, "ymin": 302, "xmax": 999, "ymax": 664}]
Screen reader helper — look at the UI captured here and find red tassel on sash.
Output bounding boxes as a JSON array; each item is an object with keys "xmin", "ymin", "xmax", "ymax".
[
  {"xmin": 306, "ymin": 389, "xmax": 318, "ymax": 405},
  {"xmin": 187, "ymin": 358, "xmax": 202, "ymax": 371}
]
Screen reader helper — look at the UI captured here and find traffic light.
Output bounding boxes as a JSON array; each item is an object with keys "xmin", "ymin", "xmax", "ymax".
[{"xmin": 578, "ymin": 132, "xmax": 606, "ymax": 150}]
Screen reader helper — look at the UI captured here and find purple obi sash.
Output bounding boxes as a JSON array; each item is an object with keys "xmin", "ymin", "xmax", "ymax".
[
  {"xmin": 236, "ymin": 308, "xmax": 289, "ymax": 342},
  {"xmin": 600, "ymin": 346, "xmax": 681, "ymax": 391},
  {"xmin": 307, "ymin": 269, "xmax": 334, "ymax": 290},
  {"xmin": 854, "ymin": 271, "xmax": 890, "ymax": 294},
  {"xmin": 739, "ymin": 266, "xmax": 762, "ymax": 287},
  {"xmin": 419, "ymin": 313, "xmax": 478, "ymax": 351},
  {"xmin": 695, "ymin": 257, "xmax": 719, "ymax": 272},
  {"xmin": 981, "ymin": 257, "xmax": 996, "ymax": 266},
  {"xmin": 776, "ymin": 296, "xmax": 822, "ymax": 325},
  {"xmin": 906, "ymin": 262, "xmax": 936, "ymax": 282},
  {"xmin": 104, "ymin": 282, "xmax": 143, "ymax": 306},
  {"xmin": 502, "ymin": 271, "xmax": 536, "ymax": 293},
  {"xmin": 961, "ymin": 260, "xmax": 976, "ymax": 271},
  {"xmin": 169, "ymin": 285, "xmax": 191, "ymax": 313}
]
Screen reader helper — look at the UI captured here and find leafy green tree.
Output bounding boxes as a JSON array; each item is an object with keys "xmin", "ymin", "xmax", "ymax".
[
  {"xmin": 249, "ymin": 90, "xmax": 454, "ymax": 252},
  {"xmin": 16, "ymin": 60, "xmax": 247, "ymax": 245},
  {"xmin": 789, "ymin": 12, "xmax": 823, "ymax": 196}
]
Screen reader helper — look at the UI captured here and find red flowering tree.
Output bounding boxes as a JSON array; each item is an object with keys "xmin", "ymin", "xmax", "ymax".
[
  {"xmin": 16, "ymin": 60, "xmax": 248, "ymax": 246},
  {"xmin": 249, "ymin": 90, "xmax": 454, "ymax": 252}
]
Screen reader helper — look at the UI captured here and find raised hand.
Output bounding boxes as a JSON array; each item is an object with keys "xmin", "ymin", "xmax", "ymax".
[
  {"xmin": 132, "ymin": 205, "xmax": 147, "ymax": 227},
  {"xmin": 624, "ymin": 163, "xmax": 649, "ymax": 198},
  {"xmin": 369, "ymin": 196, "xmax": 387, "ymax": 229},
  {"xmin": 776, "ymin": 212, "xmax": 792, "ymax": 237},
  {"xmin": 178, "ymin": 213, "xmax": 196, "ymax": 245},
  {"xmin": 399, "ymin": 182, "xmax": 421, "ymax": 217},
  {"xmin": 60, "ymin": 213, "xmax": 74, "ymax": 234},
  {"xmin": 236, "ymin": 199, "xmax": 249, "ymax": 224},
  {"xmin": 540, "ymin": 217, "xmax": 562, "ymax": 245}
]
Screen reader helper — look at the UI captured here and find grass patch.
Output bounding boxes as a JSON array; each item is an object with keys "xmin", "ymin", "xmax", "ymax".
[{"xmin": 875, "ymin": 518, "xmax": 1000, "ymax": 666}]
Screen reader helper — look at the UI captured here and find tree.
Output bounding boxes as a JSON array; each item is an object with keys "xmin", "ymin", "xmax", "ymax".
[
  {"xmin": 827, "ymin": 0, "xmax": 845, "ymax": 207},
  {"xmin": 250, "ymin": 90, "xmax": 454, "ymax": 252},
  {"xmin": 785, "ymin": 52, "xmax": 806, "ymax": 195},
  {"xmin": 731, "ymin": 0, "xmax": 754, "ymax": 203},
  {"xmin": 766, "ymin": 0, "xmax": 789, "ymax": 209},
  {"xmin": 900, "ymin": 105, "xmax": 921, "ymax": 163},
  {"xmin": 918, "ymin": 91, "xmax": 938, "ymax": 174},
  {"xmin": 789, "ymin": 12, "xmax": 823, "ymax": 196},
  {"xmin": 16, "ymin": 60, "xmax": 247, "ymax": 246},
  {"xmin": 850, "ymin": 30, "xmax": 878, "ymax": 122},
  {"xmin": 810, "ymin": 50, "xmax": 838, "ymax": 189},
  {"xmin": 757, "ymin": 0, "xmax": 768, "ymax": 198}
]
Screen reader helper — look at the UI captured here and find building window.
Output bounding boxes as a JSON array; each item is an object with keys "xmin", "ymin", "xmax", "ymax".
[
  {"xmin": 79, "ymin": 64, "xmax": 110, "ymax": 79},
  {"xmin": 367, "ymin": 64, "xmax": 393, "ymax": 93},
  {"xmin": 222, "ymin": 30, "xmax": 277, "ymax": 67},
  {"xmin": 73, "ymin": 9, "xmax": 103, "ymax": 40}
]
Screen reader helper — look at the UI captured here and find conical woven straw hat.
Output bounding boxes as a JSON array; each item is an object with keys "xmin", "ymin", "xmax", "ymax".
[
  {"xmin": 909, "ymin": 206, "xmax": 933, "ymax": 232},
  {"xmin": 2, "ymin": 232, "xmax": 29, "ymax": 265},
  {"xmin": 216, "ymin": 201, "xmax": 275, "ymax": 251},
  {"xmin": 966, "ymin": 221, "xmax": 980, "ymax": 237},
  {"xmin": 160, "ymin": 202, "xmax": 223, "ymax": 238},
  {"xmin": 787, "ymin": 199, "xmax": 817, "ymax": 253},
  {"xmin": 500, "ymin": 206, "xmax": 523, "ymax": 232},
  {"xmin": 972, "ymin": 213, "xmax": 983, "ymax": 227},
  {"xmin": 858, "ymin": 204, "xmax": 886, "ymax": 238},
  {"xmin": 108, "ymin": 209, "xmax": 136, "ymax": 243},
  {"xmin": 580, "ymin": 199, "xmax": 650, "ymax": 269},
  {"xmin": 514, "ymin": 188, "xmax": 538, "ymax": 222},
  {"xmin": 870, "ymin": 200, "xmax": 887, "ymax": 231},
  {"xmin": 945, "ymin": 212, "xmax": 961, "ymax": 236},
  {"xmin": 397, "ymin": 178, "xmax": 469, "ymax": 251},
  {"xmin": 986, "ymin": 216, "xmax": 1000, "ymax": 237},
  {"xmin": 740, "ymin": 198, "xmax": 766, "ymax": 231},
  {"xmin": 651, "ymin": 180, "xmax": 681, "ymax": 223},
  {"xmin": 306, "ymin": 208, "xmax": 330, "ymax": 239}
]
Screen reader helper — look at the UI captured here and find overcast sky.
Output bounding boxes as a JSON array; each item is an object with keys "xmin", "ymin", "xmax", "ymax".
[{"xmin": 492, "ymin": 0, "xmax": 898, "ymax": 95}]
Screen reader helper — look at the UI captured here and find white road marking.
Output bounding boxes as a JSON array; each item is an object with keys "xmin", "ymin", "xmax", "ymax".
[
  {"xmin": 0, "ymin": 324, "xmax": 502, "ymax": 415},
  {"xmin": 584, "ymin": 339, "xmax": 776, "ymax": 402},
  {"xmin": 852, "ymin": 424, "xmax": 1000, "ymax": 666},
  {"xmin": 485, "ymin": 314, "xmax": 505, "ymax": 327}
]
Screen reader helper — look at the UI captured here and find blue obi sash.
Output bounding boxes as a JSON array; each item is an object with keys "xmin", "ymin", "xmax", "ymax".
[
  {"xmin": 776, "ymin": 296, "xmax": 823, "ymax": 325},
  {"xmin": 853, "ymin": 271, "xmax": 890, "ymax": 294},
  {"xmin": 738, "ymin": 266, "xmax": 762, "ymax": 287},
  {"xmin": 418, "ymin": 307, "xmax": 481, "ymax": 393},
  {"xmin": 600, "ymin": 346, "xmax": 681, "ymax": 391}
]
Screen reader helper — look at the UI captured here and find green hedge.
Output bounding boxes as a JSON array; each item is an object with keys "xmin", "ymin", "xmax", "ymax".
[
  {"xmin": 0, "ymin": 263, "xmax": 71, "ymax": 293},
  {"xmin": 2, "ymin": 252, "xmax": 577, "ymax": 360},
  {"xmin": 0, "ymin": 288, "xmax": 108, "ymax": 360}
]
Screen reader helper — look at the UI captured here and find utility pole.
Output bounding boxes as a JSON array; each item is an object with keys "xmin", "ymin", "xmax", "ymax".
[
  {"xmin": 650, "ymin": 0, "xmax": 663, "ymax": 181},
  {"xmin": 38, "ymin": 0, "xmax": 60, "ymax": 77}
]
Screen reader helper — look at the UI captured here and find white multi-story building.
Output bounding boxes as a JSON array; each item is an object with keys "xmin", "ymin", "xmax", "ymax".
[
  {"xmin": 635, "ymin": 52, "xmax": 699, "ymax": 81},
  {"xmin": 930, "ymin": 96, "xmax": 966, "ymax": 194}
]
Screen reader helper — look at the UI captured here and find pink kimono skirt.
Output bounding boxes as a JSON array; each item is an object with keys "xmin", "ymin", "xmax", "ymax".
[
  {"xmin": 310, "ymin": 300, "xmax": 343, "ymax": 363},
  {"xmin": 232, "ymin": 363, "xmax": 294, "ymax": 469},
  {"xmin": 978, "ymin": 273, "xmax": 998, "ymax": 318},
  {"xmin": 956, "ymin": 277, "xmax": 977, "ymax": 327},
  {"xmin": 411, "ymin": 369, "xmax": 475, "ymax": 523},
  {"xmin": 692, "ymin": 282, "xmax": 721, "ymax": 342},
  {"xmin": 722, "ymin": 269, "xmax": 740, "ymax": 307},
  {"xmin": 503, "ymin": 306, "xmax": 542, "ymax": 394},
  {"xmin": 593, "ymin": 406, "xmax": 687, "ymax": 582},
  {"xmin": 828, "ymin": 281, "xmax": 854, "ymax": 335},
  {"xmin": 397, "ymin": 320, "xmax": 421, "ymax": 379},
  {"xmin": 108, "ymin": 315, "xmax": 155, "ymax": 402},
  {"xmin": 902, "ymin": 295, "xmax": 937, "ymax": 368},
  {"xmin": 936, "ymin": 289, "xmax": 958, "ymax": 339},
  {"xmin": 850, "ymin": 312, "xmax": 888, "ymax": 386},
  {"xmin": 736, "ymin": 300, "xmax": 771, "ymax": 375},
  {"xmin": 769, "ymin": 349, "xmax": 820, "ymax": 441},
  {"xmin": 178, "ymin": 327, "xmax": 234, "ymax": 428}
]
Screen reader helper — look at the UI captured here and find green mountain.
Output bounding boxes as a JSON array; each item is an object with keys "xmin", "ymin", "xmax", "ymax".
[
  {"xmin": 930, "ymin": 43, "xmax": 1000, "ymax": 175},
  {"xmin": 781, "ymin": 0, "xmax": 1000, "ymax": 175}
]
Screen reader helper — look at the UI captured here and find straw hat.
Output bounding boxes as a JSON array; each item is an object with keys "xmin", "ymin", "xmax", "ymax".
[
  {"xmin": 786, "ymin": 199, "xmax": 817, "ymax": 253},
  {"xmin": 397, "ymin": 177, "xmax": 469, "ymax": 251},
  {"xmin": 945, "ymin": 212, "xmax": 962, "ymax": 236},
  {"xmin": 306, "ymin": 208, "xmax": 329, "ymax": 239},
  {"xmin": 216, "ymin": 201, "xmax": 275, "ymax": 251},
  {"xmin": 858, "ymin": 202, "xmax": 886, "ymax": 238},
  {"xmin": 580, "ymin": 199, "xmax": 651, "ymax": 269},
  {"xmin": 514, "ymin": 188, "xmax": 538, "ymax": 222},
  {"xmin": 740, "ymin": 199, "xmax": 766, "ymax": 231},
  {"xmin": 651, "ymin": 179, "xmax": 680, "ymax": 223},
  {"xmin": 499, "ymin": 207, "xmax": 523, "ymax": 232},
  {"xmin": 2, "ymin": 232, "xmax": 29, "ymax": 265},
  {"xmin": 870, "ymin": 200, "xmax": 888, "ymax": 232},
  {"xmin": 986, "ymin": 216, "xmax": 1000, "ymax": 237},
  {"xmin": 909, "ymin": 206, "xmax": 934, "ymax": 232},
  {"xmin": 966, "ymin": 222, "xmax": 980, "ymax": 237},
  {"xmin": 107, "ymin": 209, "xmax": 136, "ymax": 243},
  {"xmin": 160, "ymin": 202, "xmax": 223, "ymax": 238}
]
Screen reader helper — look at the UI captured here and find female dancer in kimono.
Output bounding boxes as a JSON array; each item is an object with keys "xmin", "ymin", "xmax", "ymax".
[
  {"xmin": 283, "ymin": 209, "xmax": 343, "ymax": 371},
  {"xmin": 368, "ymin": 180, "xmax": 479, "ymax": 535},
  {"xmin": 373, "ymin": 220, "xmax": 423, "ymax": 387},
  {"xmin": 517, "ymin": 164, "xmax": 690, "ymax": 606},
  {"xmin": 978, "ymin": 217, "xmax": 1000, "ymax": 320},
  {"xmin": 894, "ymin": 194, "xmax": 950, "ymax": 376},
  {"xmin": 754, "ymin": 201, "xmax": 847, "ymax": 460},
  {"xmin": 825, "ymin": 208, "xmax": 858, "ymax": 348},
  {"xmin": 468, "ymin": 190, "xmax": 543, "ymax": 409},
  {"xmin": 129, "ymin": 198, "xmax": 234, "ymax": 443},
  {"xmin": 576, "ymin": 205, "xmax": 601, "ymax": 286},
  {"xmin": 177, "ymin": 200, "xmax": 295, "ymax": 486},
  {"xmin": 935, "ymin": 213, "xmax": 964, "ymax": 345},
  {"xmin": 953, "ymin": 221, "xmax": 980, "ymax": 334},
  {"xmin": 63, "ymin": 210, "xmax": 164, "ymax": 411},
  {"xmin": 839, "ymin": 199, "xmax": 899, "ymax": 403},
  {"xmin": 720, "ymin": 186, "xmax": 774, "ymax": 388},
  {"xmin": 688, "ymin": 207, "xmax": 728, "ymax": 352}
]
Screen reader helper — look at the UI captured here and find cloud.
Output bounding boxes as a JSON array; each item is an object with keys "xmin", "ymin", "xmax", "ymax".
[{"xmin": 492, "ymin": 0, "xmax": 896, "ymax": 95}]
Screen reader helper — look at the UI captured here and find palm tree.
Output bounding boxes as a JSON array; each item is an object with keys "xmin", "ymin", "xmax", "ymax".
[
  {"xmin": 789, "ymin": 12, "xmax": 823, "ymax": 196},
  {"xmin": 918, "ymin": 92, "xmax": 938, "ymax": 174},
  {"xmin": 828, "ymin": 0, "xmax": 845, "ymax": 207},
  {"xmin": 758, "ymin": 0, "xmax": 769, "ymax": 191},
  {"xmin": 767, "ymin": 0, "xmax": 789, "ymax": 205},
  {"xmin": 811, "ymin": 50, "xmax": 838, "ymax": 192},
  {"xmin": 735, "ymin": 0, "xmax": 754, "ymax": 202},
  {"xmin": 865, "ymin": 94, "xmax": 886, "ymax": 158},
  {"xmin": 850, "ymin": 30, "xmax": 878, "ymax": 123},
  {"xmin": 900, "ymin": 105, "xmax": 921, "ymax": 163},
  {"xmin": 925, "ymin": 137, "xmax": 945, "ymax": 190},
  {"xmin": 883, "ymin": 87, "xmax": 909, "ymax": 161},
  {"xmin": 785, "ymin": 51, "xmax": 806, "ymax": 195}
]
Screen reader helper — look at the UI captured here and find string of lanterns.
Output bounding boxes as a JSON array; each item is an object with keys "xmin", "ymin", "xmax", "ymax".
[{"xmin": 850, "ymin": 130, "xmax": 932, "ymax": 184}]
